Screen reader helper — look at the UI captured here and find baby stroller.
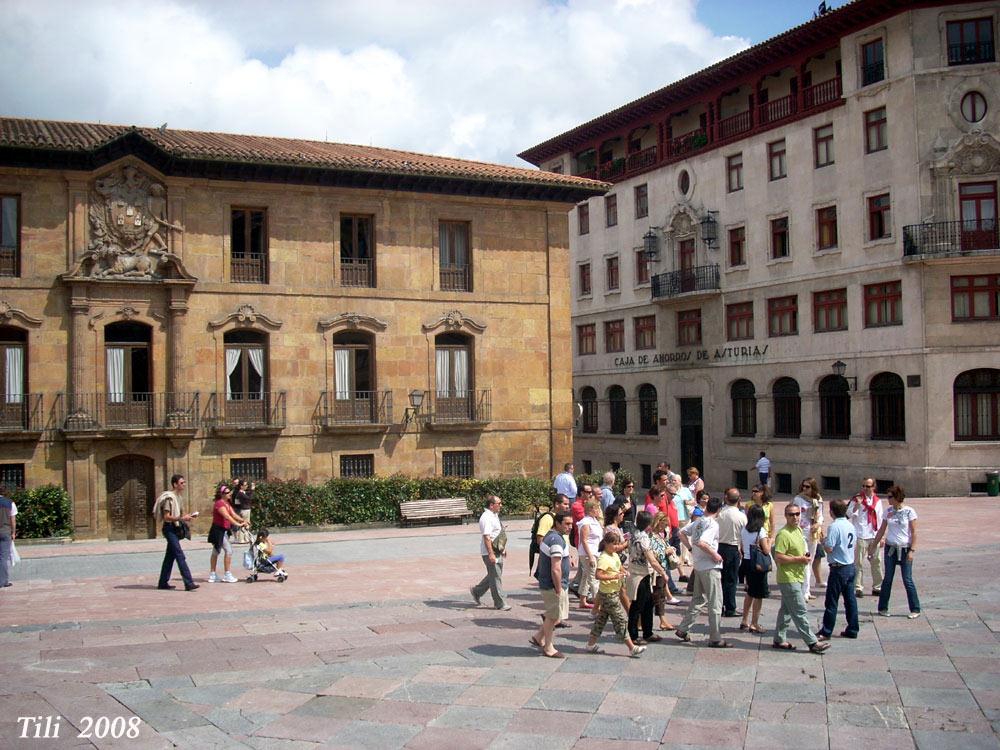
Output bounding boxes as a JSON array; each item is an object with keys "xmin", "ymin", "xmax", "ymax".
[{"xmin": 243, "ymin": 537, "xmax": 288, "ymax": 583}]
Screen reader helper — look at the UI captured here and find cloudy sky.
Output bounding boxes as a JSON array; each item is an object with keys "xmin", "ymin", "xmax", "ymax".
[{"xmin": 1, "ymin": 0, "xmax": 825, "ymax": 166}]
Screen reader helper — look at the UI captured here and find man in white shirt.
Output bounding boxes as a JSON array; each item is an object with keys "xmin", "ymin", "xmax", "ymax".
[
  {"xmin": 599, "ymin": 471, "xmax": 616, "ymax": 512},
  {"xmin": 471, "ymin": 495, "xmax": 510, "ymax": 610},
  {"xmin": 717, "ymin": 489, "xmax": 748, "ymax": 617},
  {"xmin": 848, "ymin": 477, "xmax": 884, "ymax": 597},
  {"xmin": 676, "ymin": 497, "xmax": 729, "ymax": 647},
  {"xmin": 755, "ymin": 452, "xmax": 771, "ymax": 487},
  {"xmin": 552, "ymin": 463, "xmax": 577, "ymax": 501}
]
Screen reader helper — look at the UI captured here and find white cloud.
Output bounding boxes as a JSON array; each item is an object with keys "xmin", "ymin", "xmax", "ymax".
[{"xmin": 0, "ymin": 0, "xmax": 749, "ymax": 166}]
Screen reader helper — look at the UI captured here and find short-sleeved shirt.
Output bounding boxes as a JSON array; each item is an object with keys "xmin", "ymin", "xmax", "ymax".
[
  {"xmin": 479, "ymin": 508, "xmax": 502, "ymax": 556},
  {"xmin": 681, "ymin": 516, "xmax": 721, "ymax": 571},
  {"xmin": 740, "ymin": 527, "xmax": 764, "ymax": 560},
  {"xmin": 0, "ymin": 495, "xmax": 12, "ymax": 537},
  {"xmin": 600, "ymin": 486, "xmax": 616, "ymax": 512},
  {"xmin": 212, "ymin": 498, "xmax": 232, "ymax": 529},
  {"xmin": 597, "ymin": 551, "xmax": 623, "ymax": 594},
  {"xmin": 628, "ymin": 530, "xmax": 653, "ymax": 575},
  {"xmin": 756, "ymin": 456, "xmax": 771, "ymax": 474},
  {"xmin": 760, "ymin": 502, "xmax": 774, "ymax": 537},
  {"xmin": 577, "ymin": 516, "xmax": 603, "ymax": 557},
  {"xmin": 536, "ymin": 529, "xmax": 570, "ymax": 589},
  {"xmin": 823, "ymin": 517, "xmax": 856, "ymax": 565},
  {"xmin": 774, "ymin": 525, "xmax": 807, "ymax": 584},
  {"xmin": 885, "ymin": 505, "xmax": 918, "ymax": 547},
  {"xmin": 673, "ymin": 487, "xmax": 692, "ymax": 522},
  {"xmin": 849, "ymin": 494, "xmax": 883, "ymax": 539},
  {"xmin": 717, "ymin": 505, "xmax": 748, "ymax": 545},
  {"xmin": 553, "ymin": 471, "xmax": 577, "ymax": 499},
  {"xmin": 536, "ymin": 512, "xmax": 555, "ymax": 539}
]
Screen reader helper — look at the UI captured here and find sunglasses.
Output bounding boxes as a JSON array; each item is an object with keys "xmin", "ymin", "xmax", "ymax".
[{"xmin": 785, "ymin": 512, "xmax": 801, "ymax": 517}]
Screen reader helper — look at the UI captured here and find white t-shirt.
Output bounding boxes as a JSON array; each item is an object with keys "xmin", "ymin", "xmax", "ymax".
[
  {"xmin": 884, "ymin": 505, "xmax": 918, "ymax": 547},
  {"xmin": 681, "ymin": 516, "xmax": 721, "ymax": 571},
  {"xmin": 792, "ymin": 494, "xmax": 819, "ymax": 533},
  {"xmin": 740, "ymin": 527, "xmax": 764, "ymax": 560},
  {"xmin": 849, "ymin": 495, "xmax": 883, "ymax": 539},
  {"xmin": 478, "ymin": 508, "xmax": 502, "ymax": 556},
  {"xmin": 755, "ymin": 456, "xmax": 771, "ymax": 473},
  {"xmin": 577, "ymin": 516, "xmax": 603, "ymax": 557}
]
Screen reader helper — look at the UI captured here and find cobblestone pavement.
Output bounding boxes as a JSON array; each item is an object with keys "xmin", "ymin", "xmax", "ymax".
[{"xmin": 1, "ymin": 497, "xmax": 999, "ymax": 749}]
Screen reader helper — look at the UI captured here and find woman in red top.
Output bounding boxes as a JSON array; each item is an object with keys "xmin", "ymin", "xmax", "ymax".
[{"xmin": 208, "ymin": 485, "xmax": 248, "ymax": 583}]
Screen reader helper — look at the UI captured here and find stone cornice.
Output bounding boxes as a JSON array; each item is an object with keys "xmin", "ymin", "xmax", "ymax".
[
  {"xmin": 318, "ymin": 312, "xmax": 388, "ymax": 333},
  {"xmin": 421, "ymin": 309, "xmax": 487, "ymax": 334},
  {"xmin": 208, "ymin": 304, "xmax": 283, "ymax": 331}
]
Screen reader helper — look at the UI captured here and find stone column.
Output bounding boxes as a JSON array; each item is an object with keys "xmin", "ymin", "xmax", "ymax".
[
  {"xmin": 800, "ymin": 393, "xmax": 819, "ymax": 440},
  {"xmin": 853, "ymin": 389, "xmax": 871, "ymax": 442},
  {"xmin": 756, "ymin": 394, "xmax": 774, "ymax": 439},
  {"xmin": 168, "ymin": 306, "xmax": 185, "ymax": 396},
  {"xmin": 69, "ymin": 299, "xmax": 90, "ymax": 400}
]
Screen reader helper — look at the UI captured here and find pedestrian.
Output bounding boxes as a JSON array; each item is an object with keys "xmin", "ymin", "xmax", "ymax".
[
  {"xmin": 531, "ymin": 511, "xmax": 573, "ymax": 658},
  {"xmin": 792, "ymin": 477, "xmax": 824, "ymax": 601},
  {"xmin": 232, "ymin": 478, "xmax": 255, "ymax": 544},
  {"xmin": 626, "ymin": 510, "xmax": 670, "ymax": 645},
  {"xmin": 772, "ymin": 503, "xmax": 829, "ymax": 653},
  {"xmin": 648, "ymin": 512, "xmax": 678, "ymax": 630},
  {"xmin": 208, "ymin": 484, "xmax": 249, "ymax": 583},
  {"xmin": 470, "ymin": 495, "xmax": 510, "ymax": 611},
  {"xmin": 585, "ymin": 531, "xmax": 647, "ymax": 658},
  {"xmin": 253, "ymin": 528, "xmax": 288, "ymax": 580},
  {"xmin": 848, "ymin": 477, "xmax": 884, "ymax": 598},
  {"xmin": 154, "ymin": 474, "xmax": 199, "ymax": 591},
  {"xmin": 870, "ymin": 485, "xmax": 921, "ymax": 619},
  {"xmin": 676, "ymin": 496, "xmax": 728, "ymax": 646},
  {"xmin": 755, "ymin": 451, "xmax": 771, "ymax": 488},
  {"xmin": 739, "ymin": 504, "xmax": 771, "ymax": 633},
  {"xmin": 816, "ymin": 498, "xmax": 859, "ymax": 640},
  {"xmin": 685, "ymin": 467, "xmax": 704, "ymax": 497},
  {"xmin": 531, "ymin": 492, "xmax": 573, "ymax": 574},
  {"xmin": 718, "ymin": 488, "xmax": 747, "ymax": 617},
  {"xmin": 752, "ymin": 484, "xmax": 776, "ymax": 543},
  {"xmin": 576, "ymin": 498, "xmax": 604, "ymax": 610},
  {"xmin": 553, "ymin": 462, "xmax": 578, "ymax": 501},
  {"xmin": 599, "ymin": 471, "xmax": 616, "ymax": 512},
  {"xmin": 616, "ymin": 479, "xmax": 636, "ymax": 512},
  {"xmin": 0, "ymin": 487, "xmax": 14, "ymax": 589}
]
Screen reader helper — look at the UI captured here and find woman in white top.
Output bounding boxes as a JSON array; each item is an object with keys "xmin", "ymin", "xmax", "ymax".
[
  {"xmin": 739, "ymin": 504, "xmax": 771, "ymax": 634},
  {"xmin": 577, "ymin": 499, "xmax": 604, "ymax": 610},
  {"xmin": 685, "ymin": 467, "xmax": 704, "ymax": 497},
  {"xmin": 792, "ymin": 477, "xmax": 823, "ymax": 601},
  {"xmin": 869, "ymin": 485, "xmax": 921, "ymax": 618}
]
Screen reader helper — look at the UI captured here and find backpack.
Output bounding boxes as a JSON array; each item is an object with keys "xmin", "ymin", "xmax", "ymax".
[{"xmin": 528, "ymin": 512, "xmax": 553, "ymax": 572}]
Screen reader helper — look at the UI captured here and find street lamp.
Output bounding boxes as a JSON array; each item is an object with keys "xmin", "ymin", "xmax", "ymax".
[
  {"xmin": 831, "ymin": 360, "xmax": 858, "ymax": 391},
  {"xmin": 404, "ymin": 389, "xmax": 425, "ymax": 426},
  {"xmin": 700, "ymin": 211, "xmax": 719, "ymax": 249}
]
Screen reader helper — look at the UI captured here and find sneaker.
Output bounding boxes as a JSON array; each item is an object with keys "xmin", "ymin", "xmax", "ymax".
[
  {"xmin": 872, "ymin": 588, "xmax": 881, "ymax": 596},
  {"xmin": 907, "ymin": 612, "xmax": 921, "ymax": 620},
  {"xmin": 207, "ymin": 572, "xmax": 218, "ymax": 583},
  {"xmin": 666, "ymin": 597, "xmax": 682, "ymax": 605},
  {"xmin": 877, "ymin": 610, "xmax": 891, "ymax": 617},
  {"xmin": 470, "ymin": 587, "xmax": 482, "ymax": 606},
  {"xmin": 630, "ymin": 645, "xmax": 646, "ymax": 658},
  {"xmin": 223, "ymin": 572, "xmax": 238, "ymax": 583},
  {"xmin": 497, "ymin": 604, "xmax": 512, "ymax": 611}
]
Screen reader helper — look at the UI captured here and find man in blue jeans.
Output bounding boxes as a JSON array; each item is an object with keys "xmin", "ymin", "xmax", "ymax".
[
  {"xmin": 155, "ymin": 474, "xmax": 199, "ymax": 591},
  {"xmin": 817, "ymin": 498, "xmax": 859, "ymax": 640}
]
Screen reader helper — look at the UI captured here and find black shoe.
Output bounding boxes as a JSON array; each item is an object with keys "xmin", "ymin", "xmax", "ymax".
[
  {"xmin": 157, "ymin": 584, "xmax": 177, "ymax": 590},
  {"xmin": 722, "ymin": 611, "xmax": 740, "ymax": 618},
  {"xmin": 184, "ymin": 583, "xmax": 200, "ymax": 591},
  {"xmin": 677, "ymin": 575, "xmax": 689, "ymax": 582},
  {"xmin": 839, "ymin": 631, "xmax": 858, "ymax": 639}
]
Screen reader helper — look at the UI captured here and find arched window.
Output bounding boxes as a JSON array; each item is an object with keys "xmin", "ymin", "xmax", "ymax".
[
  {"xmin": 638, "ymin": 384, "xmax": 658, "ymax": 435},
  {"xmin": 0, "ymin": 326, "xmax": 26, "ymax": 429},
  {"xmin": 608, "ymin": 385, "xmax": 627, "ymax": 434},
  {"xmin": 435, "ymin": 332, "xmax": 473, "ymax": 421},
  {"xmin": 332, "ymin": 331, "xmax": 374, "ymax": 422},
  {"xmin": 731, "ymin": 379, "xmax": 757, "ymax": 437},
  {"xmin": 773, "ymin": 377, "xmax": 801, "ymax": 438},
  {"xmin": 819, "ymin": 375, "xmax": 851, "ymax": 439},
  {"xmin": 581, "ymin": 386, "xmax": 598, "ymax": 433},
  {"xmin": 954, "ymin": 368, "xmax": 1000, "ymax": 440},
  {"xmin": 870, "ymin": 372, "xmax": 905, "ymax": 441}
]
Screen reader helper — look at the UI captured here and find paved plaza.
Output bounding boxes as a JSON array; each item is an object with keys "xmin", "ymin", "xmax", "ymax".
[{"xmin": 1, "ymin": 497, "xmax": 999, "ymax": 749}]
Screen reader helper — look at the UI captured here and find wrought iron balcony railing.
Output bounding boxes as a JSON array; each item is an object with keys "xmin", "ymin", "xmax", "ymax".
[
  {"xmin": 0, "ymin": 394, "xmax": 43, "ymax": 432},
  {"xmin": 651, "ymin": 264, "xmax": 721, "ymax": 299},
  {"xmin": 425, "ymin": 389, "xmax": 491, "ymax": 425},
  {"xmin": 903, "ymin": 220, "xmax": 999, "ymax": 258},
  {"xmin": 0, "ymin": 246, "xmax": 18, "ymax": 277},
  {"xmin": 230, "ymin": 252, "xmax": 268, "ymax": 284},
  {"xmin": 320, "ymin": 390, "xmax": 392, "ymax": 426},
  {"xmin": 207, "ymin": 392, "xmax": 286, "ymax": 429},
  {"xmin": 440, "ymin": 264, "xmax": 471, "ymax": 292},
  {"xmin": 948, "ymin": 41, "xmax": 995, "ymax": 66},
  {"xmin": 340, "ymin": 258, "xmax": 374, "ymax": 287},
  {"xmin": 59, "ymin": 392, "xmax": 200, "ymax": 431}
]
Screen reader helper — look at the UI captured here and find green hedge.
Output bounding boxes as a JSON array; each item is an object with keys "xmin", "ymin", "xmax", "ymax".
[
  {"xmin": 8, "ymin": 485, "xmax": 73, "ymax": 538},
  {"xmin": 249, "ymin": 475, "xmax": 550, "ymax": 527}
]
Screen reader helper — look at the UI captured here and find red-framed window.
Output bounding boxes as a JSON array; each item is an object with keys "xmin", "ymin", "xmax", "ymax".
[
  {"xmin": 634, "ymin": 249, "xmax": 650, "ymax": 285},
  {"xmin": 578, "ymin": 203, "xmax": 590, "ymax": 235},
  {"xmin": 817, "ymin": 206, "xmax": 838, "ymax": 249},
  {"xmin": 727, "ymin": 153, "xmax": 743, "ymax": 192},
  {"xmin": 813, "ymin": 288, "xmax": 848, "ymax": 332},
  {"xmin": 814, "ymin": 124, "xmax": 834, "ymax": 168},
  {"xmin": 677, "ymin": 309, "xmax": 702, "ymax": 346},
  {"xmin": 577, "ymin": 324, "xmax": 596, "ymax": 355},
  {"xmin": 606, "ymin": 194, "xmax": 618, "ymax": 227},
  {"xmin": 579, "ymin": 263, "xmax": 592, "ymax": 296},
  {"xmin": 634, "ymin": 315, "xmax": 656, "ymax": 350},
  {"xmin": 634, "ymin": 184, "xmax": 648, "ymax": 219},
  {"xmin": 868, "ymin": 194, "xmax": 892, "ymax": 239},
  {"xmin": 864, "ymin": 280, "xmax": 902, "ymax": 327},
  {"xmin": 954, "ymin": 369, "xmax": 1000, "ymax": 440},
  {"xmin": 768, "ymin": 295, "xmax": 798, "ymax": 337},
  {"xmin": 606, "ymin": 256, "xmax": 619, "ymax": 291},
  {"xmin": 771, "ymin": 217, "xmax": 789, "ymax": 259},
  {"xmin": 865, "ymin": 107, "xmax": 887, "ymax": 153},
  {"xmin": 726, "ymin": 301, "xmax": 753, "ymax": 341},
  {"xmin": 729, "ymin": 226, "xmax": 746, "ymax": 267},
  {"xmin": 947, "ymin": 18, "xmax": 995, "ymax": 65},
  {"xmin": 605, "ymin": 319, "xmax": 625, "ymax": 352},
  {"xmin": 861, "ymin": 38, "xmax": 885, "ymax": 85},
  {"xmin": 768, "ymin": 139, "xmax": 786, "ymax": 180},
  {"xmin": 952, "ymin": 274, "xmax": 1000, "ymax": 321}
]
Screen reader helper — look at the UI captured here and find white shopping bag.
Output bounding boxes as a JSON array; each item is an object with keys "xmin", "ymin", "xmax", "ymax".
[{"xmin": 10, "ymin": 543, "xmax": 20, "ymax": 567}]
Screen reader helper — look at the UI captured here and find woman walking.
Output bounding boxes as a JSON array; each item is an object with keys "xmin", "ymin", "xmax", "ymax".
[
  {"xmin": 626, "ymin": 511, "xmax": 670, "ymax": 645},
  {"xmin": 870, "ymin": 485, "xmax": 921, "ymax": 619},
  {"xmin": 792, "ymin": 477, "xmax": 824, "ymax": 600},
  {"xmin": 208, "ymin": 485, "xmax": 249, "ymax": 583},
  {"xmin": 739, "ymin": 504, "xmax": 771, "ymax": 633},
  {"xmin": 648, "ymin": 512, "xmax": 678, "ymax": 631},
  {"xmin": 577, "ymin": 499, "xmax": 604, "ymax": 610}
]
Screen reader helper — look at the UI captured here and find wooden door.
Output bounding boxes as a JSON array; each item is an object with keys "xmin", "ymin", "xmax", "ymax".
[{"xmin": 106, "ymin": 455, "xmax": 155, "ymax": 540}]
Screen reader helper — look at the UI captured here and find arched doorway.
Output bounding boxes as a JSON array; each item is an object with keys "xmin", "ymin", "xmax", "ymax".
[{"xmin": 106, "ymin": 455, "xmax": 155, "ymax": 540}]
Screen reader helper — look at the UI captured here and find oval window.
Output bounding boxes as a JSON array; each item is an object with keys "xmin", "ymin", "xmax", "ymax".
[
  {"xmin": 678, "ymin": 169, "xmax": 691, "ymax": 195},
  {"xmin": 961, "ymin": 91, "xmax": 987, "ymax": 123}
]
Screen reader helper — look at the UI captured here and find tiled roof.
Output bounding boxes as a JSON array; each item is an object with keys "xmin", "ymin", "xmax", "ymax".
[{"xmin": 0, "ymin": 117, "xmax": 610, "ymax": 199}]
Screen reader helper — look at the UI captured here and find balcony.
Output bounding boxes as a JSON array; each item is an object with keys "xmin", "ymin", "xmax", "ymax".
[
  {"xmin": 424, "ymin": 389, "xmax": 491, "ymax": 429},
  {"xmin": 903, "ymin": 221, "xmax": 1000, "ymax": 259},
  {"xmin": 0, "ymin": 245, "xmax": 18, "ymax": 277},
  {"xmin": 231, "ymin": 253, "xmax": 268, "ymax": 284},
  {"xmin": 948, "ymin": 41, "xmax": 995, "ymax": 66},
  {"xmin": 440, "ymin": 264, "xmax": 471, "ymax": 292},
  {"xmin": 666, "ymin": 128, "xmax": 708, "ymax": 159},
  {"xmin": 718, "ymin": 110, "xmax": 752, "ymax": 140},
  {"xmin": 340, "ymin": 258, "xmax": 374, "ymax": 288},
  {"xmin": 58, "ymin": 392, "xmax": 200, "ymax": 435},
  {"xmin": 206, "ymin": 391, "xmax": 285, "ymax": 435},
  {"xmin": 803, "ymin": 76, "xmax": 842, "ymax": 109},
  {"xmin": 0, "ymin": 394, "xmax": 43, "ymax": 440},
  {"xmin": 652, "ymin": 264, "xmax": 721, "ymax": 300},
  {"xmin": 759, "ymin": 94, "xmax": 795, "ymax": 125},
  {"xmin": 319, "ymin": 390, "xmax": 392, "ymax": 433}
]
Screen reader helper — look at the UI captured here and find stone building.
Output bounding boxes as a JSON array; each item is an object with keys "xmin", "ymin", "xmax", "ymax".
[
  {"xmin": 0, "ymin": 118, "xmax": 607, "ymax": 538},
  {"xmin": 519, "ymin": 0, "xmax": 999, "ymax": 496}
]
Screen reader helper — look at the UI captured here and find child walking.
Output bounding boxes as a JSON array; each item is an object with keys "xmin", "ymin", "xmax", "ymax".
[{"xmin": 585, "ymin": 531, "xmax": 646, "ymax": 658}]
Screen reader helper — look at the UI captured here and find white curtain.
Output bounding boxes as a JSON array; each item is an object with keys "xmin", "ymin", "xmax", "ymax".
[
  {"xmin": 106, "ymin": 347, "xmax": 124, "ymax": 403},
  {"xmin": 5, "ymin": 346, "xmax": 23, "ymax": 404},
  {"xmin": 454, "ymin": 349, "xmax": 469, "ymax": 396},
  {"xmin": 225, "ymin": 348, "xmax": 241, "ymax": 399},
  {"xmin": 247, "ymin": 347, "xmax": 265, "ymax": 398},
  {"xmin": 334, "ymin": 349, "xmax": 351, "ymax": 400},
  {"xmin": 436, "ymin": 349, "xmax": 449, "ymax": 397}
]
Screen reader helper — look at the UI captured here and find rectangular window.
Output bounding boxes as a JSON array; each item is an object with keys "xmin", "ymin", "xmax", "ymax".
[
  {"xmin": 442, "ymin": 450, "xmax": 474, "ymax": 478},
  {"xmin": 727, "ymin": 153, "xmax": 743, "ymax": 192},
  {"xmin": 577, "ymin": 324, "xmax": 596, "ymax": 355},
  {"xmin": 340, "ymin": 454, "xmax": 375, "ymax": 478},
  {"xmin": 677, "ymin": 309, "xmax": 702, "ymax": 346},
  {"xmin": 634, "ymin": 250, "xmax": 650, "ymax": 285},
  {"xmin": 771, "ymin": 217, "xmax": 789, "ymax": 259},
  {"xmin": 733, "ymin": 470, "xmax": 749, "ymax": 490},
  {"xmin": 340, "ymin": 214, "xmax": 375, "ymax": 287},
  {"xmin": 439, "ymin": 221, "xmax": 471, "ymax": 292},
  {"xmin": 634, "ymin": 184, "xmax": 648, "ymax": 219},
  {"xmin": 578, "ymin": 204, "xmax": 590, "ymax": 235},
  {"xmin": 947, "ymin": 18, "xmax": 996, "ymax": 65},
  {"xmin": 634, "ymin": 315, "xmax": 656, "ymax": 350},
  {"xmin": 822, "ymin": 475, "xmax": 841, "ymax": 492},
  {"xmin": 768, "ymin": 295, "xmax": 798, "ymax": 337},
  {"xmin": 579, "ymin": 263, "xmax": 592, "ymax": 295},
  {"xmin": 814, "ymin": 124, "xmax": 834, "ymax": 168},
  {"xmin": 861, "ymin": 38, "xmax": 885, "ymax": 85},
  {"xmin": 230, "ymin": 208, "xmax": 268, "ymax": 284},
  {"xmin": 606, "ymin": 256, "xmax": 619, "ymax": 291},
  {"xmin": 641, "ymin": 464, "xmax": 652, "ymax": 488},
  {"xmin": 605, "ymin": 319, "xmax": 625, "ymax": 353},
  {"xmin": 813, "ymin": 288, "xmax": 848, "ymax": 332},
  {"xmin": 865, "ymin": 107, "xmax": 887, "ymax": 153},
  {"xmin": 726, "ymin": 301, "xmax": 754, "ymax": 341},
  {"xmin": 817, "ymin": 206, "xmax": 838, "ymax": 249},
  {"xmin": 582, "ymin": 459, "xmax": 593, "ymax": 475},
  {"xmin": 868, "ymin": 193, "xmax": 892, "ymax": 239},
  {"xmin": 605, "ymin": 195, "xmax": 618, "ymax": 227},
  {"xmin": 864, "ymin": 280, "xmax": 903, "ymax": 327},
  {"xmin": 230, "ymin": 457, "xmax": 267, "ymax": 483},
  {"xmin": 0, "ymin": 463, "xmax": 25, "ymax": 491},
  {"xmin": 952, "ymin": 274, "xmax": 1000, "ymax": 321},
  {"xmin": 0, "ymin": 195, "xmax": 20, "ymax": 277},
  {"xmin": 729, "ymin": 226, "xmax": 746, "ymax": 267},
  {"xmin": 768, "ymin": 139, "xmax": 786, "ymax": 180}
]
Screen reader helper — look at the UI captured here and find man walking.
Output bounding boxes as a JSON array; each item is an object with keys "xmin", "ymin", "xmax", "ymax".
[
  {"xmin": 717, "ymin": 488, "xmax": 747, "ymax": 617},
  {"xmin": 848, "ymin": 478, "xmax": 883, "ymax": 597},
  {"xmin": 772, "ymin": 503, "xmax": 829, "ymax": 653},
  {"xmin": 532, "ymin": 512, "xmax": 573, "ymax": 658},
  {"xmin": 471, "ymin": 495, "xmax": 510, "ymax": 611},
  {"xmin": 599, "ymin": 471, "xmax": 616, "ymax": 512},
  {"xmin": 755, "ymin": 451, "xmax": 771, "ymax": 488},
  {"xmin": 816, "ymin": 499, "xmax": 859, "ymax": 640},
  {"xmin": 675, "ymin": 497, "xmax": 729, "ymax": 647},
  {"xmin": 0, "ymin": 487, "xmax": 15, "ymax": 589},
  {"xmin": 155, "ymin": 474, "xmax": 199, "ymax": 591}
]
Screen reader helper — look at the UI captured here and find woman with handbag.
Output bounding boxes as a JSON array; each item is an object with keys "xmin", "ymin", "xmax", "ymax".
[
  {"xmin": 626, "ymin": 511, "xmax": 670, "ymax": 645},
  {"xmin": 648, "ymin": 512, "xmax": 679, "ymax": 631},
  {"xmin": 739, "ymin": 504, "xmax": 771, "ymax": 634}
]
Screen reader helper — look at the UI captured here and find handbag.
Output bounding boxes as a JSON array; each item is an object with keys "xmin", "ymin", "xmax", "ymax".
[
  {"xmin": 750, "ymin": 538, "xmax": 772, "ymax": 573},
  {"xmin": 491, "ymin": 529, "xmax": 508, "ymax": 555}
]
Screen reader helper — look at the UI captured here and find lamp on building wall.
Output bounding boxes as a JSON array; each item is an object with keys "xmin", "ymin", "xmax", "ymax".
[
  {"xmin": 700, "ymin": 211, "xmax": 719, "ymax": 248},
  {"xmin": 831, "ymin": 360, "xmax": 858, "ymax": 391},
  {"xmin": 403, "ymin": 389, "xmax": 425, "ymax": 427},
  {"xmin": 642, "ymin": 227, "xmax": 661, "ymax": 261}
]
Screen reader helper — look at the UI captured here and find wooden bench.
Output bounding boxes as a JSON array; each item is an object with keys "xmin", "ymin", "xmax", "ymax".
[{"xmin": 399, "ymin": 497, "xmax": 471, "ymax": 526}]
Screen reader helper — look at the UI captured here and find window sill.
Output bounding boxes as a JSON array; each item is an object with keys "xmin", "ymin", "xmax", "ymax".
[
  {"xmin": 766, "ymin": 256, "xmax": 793, "ymax": 267},
  {"xmin": 863, "ymin": 236, "xmax": 895, "ymax": 249},
  {"xmin": 950, "ymin": 440, "xmax": 1000, "ymax": 448},
  {"xmin": 951, "ymin": 317, "xmax": 1000, "ymax": 323},
  {"xmin": 768, "ymin": 331, "xmax": 799, "ymax": 338},
  {"xmin": 726, "ymin": 265, "xmax": 748, "ymax": 273},
  {"xmin": 814, "ymin": 246, "xmax": 840, "ymax": 257},
  {"xmin": 863, "ymin": 321, "xmax": 903, "ymax": 329},
  {"xmin": 604, "ymin": 290, "xmax": 621, "ymax": 297},
  {"xmin": 578, "ymin": 293, "xmax": 593, "ymax": 301},
  {"xmin": 633, "ymin": 282, "xmax": 651, "ymax": 290}
]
